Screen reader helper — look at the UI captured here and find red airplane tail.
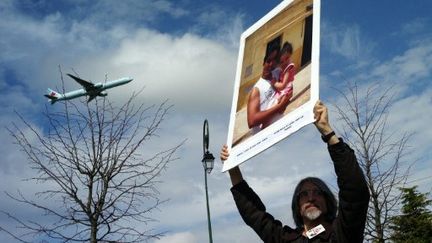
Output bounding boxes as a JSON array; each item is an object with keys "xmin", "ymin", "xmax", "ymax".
[{"xmin": 44, "ymin": 88, "xmax": 61, "ymax": 104}]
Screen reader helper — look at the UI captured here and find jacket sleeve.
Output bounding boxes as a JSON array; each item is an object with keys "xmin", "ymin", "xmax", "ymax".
[
  {"xmin": 231, "ymin": 180, "xmax": 298, "ymax": 243},
  {"xmin": 329, "ymin": 140, "xmax": 370, "ymax": 243}
]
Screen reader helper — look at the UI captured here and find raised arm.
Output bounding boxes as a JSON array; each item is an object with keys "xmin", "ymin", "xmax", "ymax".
[
  {"xmin": 220, "ymin": 144, "xmax": 297, "ymax": 242},
  {"xmin": 313, "ymin": 100, "xmax": 370, "ymax": 243}
]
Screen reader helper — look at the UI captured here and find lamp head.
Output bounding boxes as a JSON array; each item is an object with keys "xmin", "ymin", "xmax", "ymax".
[{"xmin": 202, "ymin": 151, "xmax": 215, "ymax": 174}]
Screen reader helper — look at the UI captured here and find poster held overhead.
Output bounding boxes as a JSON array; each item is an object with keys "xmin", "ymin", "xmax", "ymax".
[{"xmin": 223, "ymin": 0, "xmax": 320, "ymax": 172}]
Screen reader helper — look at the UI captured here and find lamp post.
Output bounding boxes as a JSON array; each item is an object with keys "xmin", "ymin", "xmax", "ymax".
[{"xmin": 202, "ymin": 119, "xmax": 214, "ymax": 243}]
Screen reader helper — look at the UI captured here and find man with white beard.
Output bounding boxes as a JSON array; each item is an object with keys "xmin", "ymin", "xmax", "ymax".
[{"xmin": 220, "ymin": 101, "xmax": 370, "ymax": 243}]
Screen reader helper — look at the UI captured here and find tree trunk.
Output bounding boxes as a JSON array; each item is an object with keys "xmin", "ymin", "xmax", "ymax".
[{"xmin": 90, "ymin": 220, "xmax": 97, "ymax": 243}]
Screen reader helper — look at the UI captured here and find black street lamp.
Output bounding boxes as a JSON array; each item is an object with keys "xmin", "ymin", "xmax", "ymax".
[{"xmin": 202, "ymin": 119, "xmax": 214, "ymax": 243}]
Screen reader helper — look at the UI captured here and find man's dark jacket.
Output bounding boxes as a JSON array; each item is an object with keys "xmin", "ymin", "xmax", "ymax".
[{"xmin": 230, "ymin": 140, "xmax": 370, "ymax": 243}]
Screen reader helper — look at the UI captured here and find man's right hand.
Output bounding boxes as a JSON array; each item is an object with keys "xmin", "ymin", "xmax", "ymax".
[
  {"xmin": 220, "ymin": 144, "xmax": 243, "ymax": 186},
  {"xmin": 220, "ymin": 144, "xmax": 229, "ymax": 162}
]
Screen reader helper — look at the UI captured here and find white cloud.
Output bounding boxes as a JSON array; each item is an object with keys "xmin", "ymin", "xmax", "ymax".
[
  {"xmin": 154, "ymin": 232, "xmax": 197, "ymax": 243},
  {"xmin": 387, "ymin": 88, "xmax": 432, "ymax": 161},
  {"xmin": 192, "ymin": 6, "xmax": 246, "ymax": 49},
  {"xmin": 213, "ymin": 222, "xmax": 262, "ymax": 243},
  {"xmin": 369, "ymin": 40, "xmax": 432, "ymax": 86},
  {"xmin": 322, "ymin": 22, "xmax": 376, "ymax": 62},
  {"xmin": 87, "ymin": 29, "xmax": 237, "ymax": 111},
  {"xmin": 94, "ymin": 0, "xmax": 188, "ymax": 22},
  {"xmin": 392, "ymin": 17, "xmax": 431, "ymax": 40}
]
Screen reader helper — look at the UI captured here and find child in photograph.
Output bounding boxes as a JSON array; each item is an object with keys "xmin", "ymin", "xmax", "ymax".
[
  {"xmin": 262, "ymin": 42, "xmax": 296, "ymax": 128},
  {"xmin": 272, "ymin": 41, "xmax": 295, "ymax": 102}
]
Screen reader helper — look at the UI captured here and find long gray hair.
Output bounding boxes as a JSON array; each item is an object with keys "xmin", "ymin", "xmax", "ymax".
[{"xmin": 291, "ymin": 177, "xmax": 337, "ymax": 228}]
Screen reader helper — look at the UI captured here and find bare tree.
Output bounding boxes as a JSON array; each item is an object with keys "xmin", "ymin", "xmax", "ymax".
[
  {"xmin": 333, "ymin": 82, "xmax": 412, "ymax": 243},
  {"xmin": 2, "ymin": 72, "xmax": 182, "ymax": 242}
]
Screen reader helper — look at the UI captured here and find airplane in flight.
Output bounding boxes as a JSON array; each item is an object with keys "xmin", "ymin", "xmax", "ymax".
[{"xmin": 44, "ymin": 74, "xmax": 133, "ymax": 104}]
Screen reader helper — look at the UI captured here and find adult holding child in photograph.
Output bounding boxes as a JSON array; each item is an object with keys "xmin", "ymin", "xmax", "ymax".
[
  {"xmin": 264, "ymin": 41, "xmax": 297, "ymax": 128},
  {"xmin": 247, "ymin": 45, "xmax": 293, "ymax": 135}
]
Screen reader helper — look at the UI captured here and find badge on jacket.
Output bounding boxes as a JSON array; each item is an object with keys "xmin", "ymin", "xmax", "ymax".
[{"xmin": 306, "ymin": 224, "xmax": 326, "ymax": 239}]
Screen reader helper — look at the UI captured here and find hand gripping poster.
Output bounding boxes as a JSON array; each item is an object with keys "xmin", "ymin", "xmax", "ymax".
[{"xmin": 223, "ymin": 0, "xmax": 320, "ymax": 172}]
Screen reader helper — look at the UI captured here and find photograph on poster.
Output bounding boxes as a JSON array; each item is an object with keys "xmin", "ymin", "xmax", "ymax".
[{"xmin": 223, "ymin": 0, "xmax": 320, "ymax": 172}]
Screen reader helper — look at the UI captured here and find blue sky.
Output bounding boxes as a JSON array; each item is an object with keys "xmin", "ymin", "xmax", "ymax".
[{"xmin": 1, "ymin": 0, "xmax": 431, "ymax": 242}]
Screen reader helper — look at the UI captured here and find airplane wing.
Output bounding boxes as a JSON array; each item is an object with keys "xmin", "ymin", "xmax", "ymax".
[{"xmin": 67, "ymin": 73, "xmax": 95, "ymax": 90}]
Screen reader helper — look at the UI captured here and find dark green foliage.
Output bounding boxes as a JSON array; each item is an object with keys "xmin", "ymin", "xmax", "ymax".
[{"xmin": 390, "ymin": 186, "xmax": 432, "ymax": 243}]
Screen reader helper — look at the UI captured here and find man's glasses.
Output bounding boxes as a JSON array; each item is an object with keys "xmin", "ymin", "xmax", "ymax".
[{"xmin": 298, "ymin": 189, "xmax": 323, "ymax": 199}]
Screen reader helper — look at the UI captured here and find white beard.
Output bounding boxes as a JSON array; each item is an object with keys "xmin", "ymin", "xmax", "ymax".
[{"xmin": 304, "ymin": 208, "xmax": 322, "ymax": 221}]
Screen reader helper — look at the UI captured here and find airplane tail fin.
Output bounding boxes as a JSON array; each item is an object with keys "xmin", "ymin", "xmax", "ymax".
[{"xmin": 44, "ymin": 88, "xmax": 61, "ymax": 104}]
